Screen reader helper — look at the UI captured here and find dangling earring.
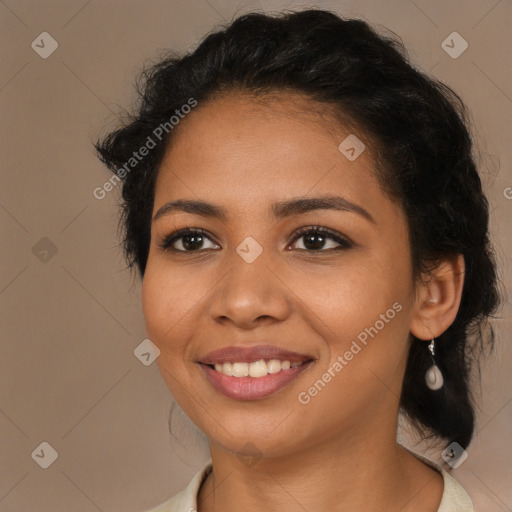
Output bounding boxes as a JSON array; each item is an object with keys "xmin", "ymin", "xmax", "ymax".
[{"xmin": 425, "ymin": 338, "xmax": 444, "ymax": 390}]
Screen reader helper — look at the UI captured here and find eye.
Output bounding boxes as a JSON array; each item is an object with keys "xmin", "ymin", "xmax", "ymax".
[
  {"xmin": 288, "ymin": 226, "xmax": 353, "ymax": 251},
  {"xmin": 158, "ymin": 228, "xmax": 220, "ymax": 252},
  {"xmin": 158, "ymin": 226, "xmax": 353, "ymax": 253}
]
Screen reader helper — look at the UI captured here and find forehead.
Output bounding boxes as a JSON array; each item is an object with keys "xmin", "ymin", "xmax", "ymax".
[
  {"xmin": 153, "ymin": 92, "xmax": 384, "ymax": 213},
  {"xmin": 168, "ymin": 90, "xmax": 355, "ymax": 150}
]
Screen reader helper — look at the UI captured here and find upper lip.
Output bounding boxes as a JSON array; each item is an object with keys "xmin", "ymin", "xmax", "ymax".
[{"xmin": 198, "ymin": 345, "xmax": 313, "ymax": 365}]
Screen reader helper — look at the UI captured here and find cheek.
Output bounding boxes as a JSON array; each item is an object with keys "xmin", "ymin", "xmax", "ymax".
[
  {"xmin": 140, "ymin": 264, "xmax": 205, "ymax": 400},
  {"xmin": 141, "ymin": 267, "xmax": 169, "ymax": 342},
  {"xmin": 141, "ymin": 262, "xmax": 198, "ymax": 350},
  {"xmin": 291, "ymin": 266, "xmax": 411, "ymax": 433},
  {"xmin": 288, "ymin": 252, "xmax": 413, "ymax": 383},
  {"xmin": 141, "ymin": 256, "xmax": 225, "ymax": 364},
  {"xmin": 290, "ymin": 254, "xmax": 408, "ymax": 332}
]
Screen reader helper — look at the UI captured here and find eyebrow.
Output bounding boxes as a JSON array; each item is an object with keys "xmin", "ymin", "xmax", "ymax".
[{"xmin": 152, "ymin": 195, "xmax": 375, "ymax": 224}]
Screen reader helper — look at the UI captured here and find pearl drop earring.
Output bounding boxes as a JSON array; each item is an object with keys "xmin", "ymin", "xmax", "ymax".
[{"xmin": 425, "ymin": 338, "xmax": 444, "ymax": 390}]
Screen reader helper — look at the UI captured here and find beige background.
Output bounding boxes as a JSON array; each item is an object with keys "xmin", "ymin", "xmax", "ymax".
[{"xmin": 1, "ymin": 0, "xmax": 511, "ymax": 511}]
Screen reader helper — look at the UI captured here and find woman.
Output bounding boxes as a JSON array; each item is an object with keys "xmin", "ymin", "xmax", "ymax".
[{"xmin": 96, "ymin": 9, "xmax": 500, "ymax": 512}]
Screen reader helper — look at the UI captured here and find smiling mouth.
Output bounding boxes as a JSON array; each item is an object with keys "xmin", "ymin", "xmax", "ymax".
[
  {"xmin": 197, "ymin": 344, "xmax": 315, "ymax": 399},
  {"xmin": 204, "ymin": 358, "xmax": 312, "ymax": 378},
  {"xmin": 198, "ymin": 359, "xmax": 315, "ymax": 401}
]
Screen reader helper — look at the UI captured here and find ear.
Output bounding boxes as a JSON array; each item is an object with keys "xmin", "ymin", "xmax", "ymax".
[{"xmin": 410, "ymin": 254, "xmax": 465, "ymax": 340}]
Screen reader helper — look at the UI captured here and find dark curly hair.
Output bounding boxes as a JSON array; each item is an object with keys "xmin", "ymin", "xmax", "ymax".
[{"xmin": 95, "ymin": 9, "xmax": 500, "ymax": 450}]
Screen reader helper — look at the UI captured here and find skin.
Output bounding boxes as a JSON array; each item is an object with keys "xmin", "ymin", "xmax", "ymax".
[{"xmin": 141, "ymin": 92, "xmax": 465, "ymax": 512}]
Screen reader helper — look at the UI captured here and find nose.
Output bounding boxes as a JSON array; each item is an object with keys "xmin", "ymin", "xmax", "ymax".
[{"xmin": 208, "ymin": 246, "xmax": 292, "ymax": 330}]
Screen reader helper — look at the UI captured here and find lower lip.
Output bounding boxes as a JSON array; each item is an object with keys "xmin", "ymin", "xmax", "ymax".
[{"xmin": 199, "ymin": 362, "xmax": 314, "ymax": 400}]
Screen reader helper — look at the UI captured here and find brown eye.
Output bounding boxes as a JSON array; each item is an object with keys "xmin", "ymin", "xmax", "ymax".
[
  {"xmin": 159, "ymin": 228, "xmax": 220, "ymax": 252},
  {"xmin": 289, "ymin": 226, "xmax": 352, "ymax": 251}
]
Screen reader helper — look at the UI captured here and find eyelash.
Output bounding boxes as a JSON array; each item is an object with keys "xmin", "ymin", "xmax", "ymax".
[{"xmin": 157, "ymin": 226, "xmax": 353, "ymax": 253}]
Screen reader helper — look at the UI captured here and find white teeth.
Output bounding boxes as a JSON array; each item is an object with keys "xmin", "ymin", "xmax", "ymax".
[
  {"xmin": 232, "ymin": 362, "xmax": 249, "ymax": 377},
  {"xmin": 211, "ymin": 359, "xmax": 306, "ymax": 378},
  {"xmin": 267, "ymin": 359, "xmax": 282, "ymax": 374},
  {"xmin": 249, "ymin": 359, "xmax": 268, "ymax": 377},
  {"xmin": 223, "ymin": 362, "xmax": 233, "ymax": 376}
]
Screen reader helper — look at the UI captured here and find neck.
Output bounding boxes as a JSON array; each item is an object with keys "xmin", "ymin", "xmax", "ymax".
[{"xmin": 198, "ymin": 416, "xmax": 443, "ymax": 512}]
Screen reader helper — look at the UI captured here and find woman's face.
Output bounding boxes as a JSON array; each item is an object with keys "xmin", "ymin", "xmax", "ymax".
[{"xmin": 142, "ymin": 92, "xmax": 418, "ymax": 459}]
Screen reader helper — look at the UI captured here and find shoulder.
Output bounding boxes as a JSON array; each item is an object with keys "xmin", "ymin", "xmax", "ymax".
[
  {"xmin": 437, "ymin": 468, "xmax": 474, "ymax": 512},
  {"xmin": 143, "ymin": 460, "xmax": 213, "ymax": 512},
  {"xmin": 404, "ymin": 447, "xmax": 474, "ymax": 512}
]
